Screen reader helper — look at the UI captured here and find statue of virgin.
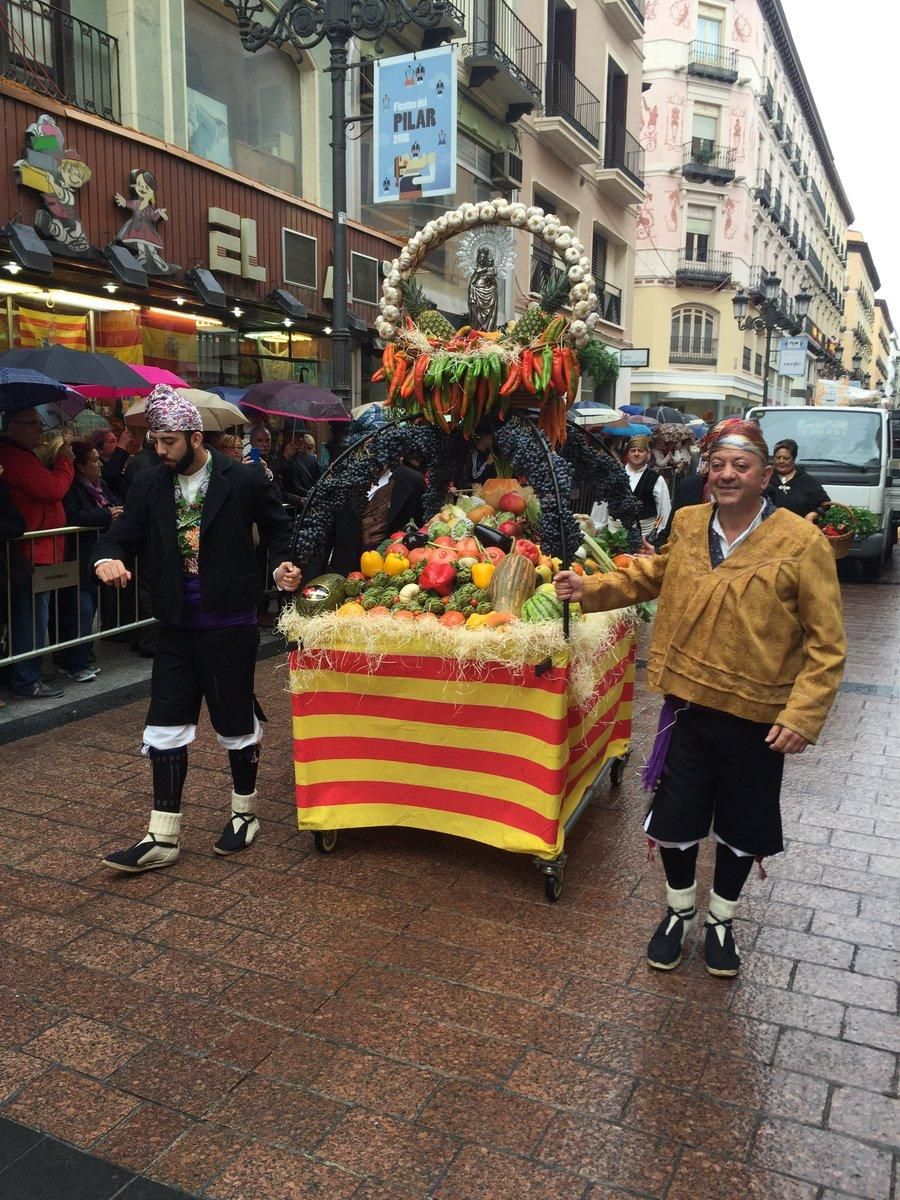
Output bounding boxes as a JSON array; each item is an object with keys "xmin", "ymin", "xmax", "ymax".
[{"xmin": 467, "ymin": 246, "xmax": 498, "ymax": 331}]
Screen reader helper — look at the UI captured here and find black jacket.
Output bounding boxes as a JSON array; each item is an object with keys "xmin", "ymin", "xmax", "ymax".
[
  {"xmin": 122, "ymin": 444, "xmax": 158, "ymax": 495},
  {"xmin": 659, "ymin": 472, "xmax": 706, "ymax": 544},
  {"xmin": 275, "ymin": 451, "xmax": 322, "ymax": 506},
  {"xmin": 64, "ymin": 475, "xmax": 116, "ymax": 590},
  {"xmin": 303, "ymin": 464, "xmax": 425, "ymax": 580},
  {"xmin": 0, "ymin": 479, "xmax": 26, "ymax": 544},
  {"xmin": 91, "ymin": 449, "xmax": 292, "ymax": 625},
  {"xmin": 766, "ymin": 466, "xmax": 829, "ymax": 518},
  {"xmin": 101, "ymin": 446, "xmax": 131, "ymax": 503}
]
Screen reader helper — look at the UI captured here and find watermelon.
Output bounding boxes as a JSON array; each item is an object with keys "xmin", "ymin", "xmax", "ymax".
[
  {"xmin": 295, "ymin": 573, "xmax": 347, "ymax": 617},
  {"xmin": 521, "ymin": 592, "xmax": 563, "ymax": 622}
]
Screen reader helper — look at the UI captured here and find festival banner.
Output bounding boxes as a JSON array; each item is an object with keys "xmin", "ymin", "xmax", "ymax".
[
  {"xmin": 17, "ymin": 306, "xmax": 87, "ymax": 350},
  {"xmin": 373, "ymin": 46, "xmax": 456, "ymax": 204}
]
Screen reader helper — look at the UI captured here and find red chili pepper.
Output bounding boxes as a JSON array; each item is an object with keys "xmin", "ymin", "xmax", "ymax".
[
  {"xmin": 520, "ymin": 349, "xmax": 536, "ymax": 394},
  {"xmin": 418, "ymin": 561, "xmax": 457, "ymax": 597}
]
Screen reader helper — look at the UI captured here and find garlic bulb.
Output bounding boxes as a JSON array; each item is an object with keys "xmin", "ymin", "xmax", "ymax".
[
  {"xmin": 568, "ymin": 265, "xmax": 585, "ymax": 283},
  {"xmin": 555, "ymin": 234, "xmax": 572, "ymax": 251},
  {"xmin": 526, "ymin": 216, "xmax": 544, "ymax": 233}
]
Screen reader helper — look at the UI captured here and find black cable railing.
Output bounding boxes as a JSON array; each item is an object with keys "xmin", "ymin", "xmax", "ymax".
[
  {"xmin": 542, "ymin": 60, "xmax": 601, "ymax": 147},
  {"xmin": 602, "ymin": 121, "xmax": 644, "ymax": 186},
  {"xmin": 669, "ymin": 336, "xmax": 718, "ymax": 364},
  {"xmin": 683, "ymin": 139, "xmax": 736, "ymax": 176},
  {"xmin": 0, "ymin": 0, "xmax": 120, "ymax": 122}
]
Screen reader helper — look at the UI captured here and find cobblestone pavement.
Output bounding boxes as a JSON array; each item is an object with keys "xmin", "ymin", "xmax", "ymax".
[{"xmin": 0, "ymin": 561, "xmax": 897, "ymax": 1199}]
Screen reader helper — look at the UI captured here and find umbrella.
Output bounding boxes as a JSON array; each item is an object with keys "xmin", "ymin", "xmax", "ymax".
[
  {"xmin": 35, "ymin": 388, "xmax": 90, "ymax": 428},
  {"xmin": 619, "ymin": 404, "xmax": 646, "ymax": 416},
  {"xmin": 75, "ymin": 363, "xmax": 187, "ymax": 401},
  {"xmin": 570, "ymin": 401, "xmax": 623, "ymax": 426},
  {"xmin": 207, "ymin": 386, "xmax": 248, "ymax": 406},
  {"xmin": 643, "ymin": 405, "xmax": 690, "ymax": 425},
  {"xmin": 241, "ymin": 381, "xmax": 350, "ymax": 423},
  {"xmin": 0, "ymin": 345, "xmax": 151, "ymax": 391},
  {"xmin": 0, "ymin": 366, "xmax": 68, "ymax": 413},
  {"xmin": 68, "ymin": 409, "xmax": 111, "ymax": 434},
  {"xmin": 350, "ymin": 401, "xmax": 386, "ymax": 422},
  {"xmin": 606, "ymin": 422, "xmax": 653, "ymax": 437},
  {"xmin": 124, "ymin": 388, "xmax": 246, "ymax": 433}
]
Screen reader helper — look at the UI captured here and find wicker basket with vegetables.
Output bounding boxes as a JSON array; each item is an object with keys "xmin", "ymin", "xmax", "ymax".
[{"xmin": 817, "ymin": 504, "xmax": 879, "ymax": 560}]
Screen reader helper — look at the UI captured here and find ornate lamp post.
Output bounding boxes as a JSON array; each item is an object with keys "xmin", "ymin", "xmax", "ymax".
[
  {"xmin": 220, "ymin": 0, "xmax": 460, "ymax": 408},
  {"xmin": 732, "ymin": 274, "xmax": 811, "ymax": 406}
]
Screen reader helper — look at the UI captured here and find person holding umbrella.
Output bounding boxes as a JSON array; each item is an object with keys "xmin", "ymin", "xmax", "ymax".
[{"xmin": 91, "ymin": 386, "xmax": 301, "ymax": 873}]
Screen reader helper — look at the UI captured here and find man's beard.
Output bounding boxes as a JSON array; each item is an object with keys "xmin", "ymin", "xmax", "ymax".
[{"xmin": 167, "ymin": 442, "xmax": 196, "ymax": 474}]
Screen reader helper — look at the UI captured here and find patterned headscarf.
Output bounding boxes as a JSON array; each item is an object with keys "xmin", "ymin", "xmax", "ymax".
[
  {"xmin": 702, "ymin": 417, "xmax": 768, "ymax": 464},
  {"xmin": 144, "ymin": 385, "xmax": 203, "ymax": 433}
]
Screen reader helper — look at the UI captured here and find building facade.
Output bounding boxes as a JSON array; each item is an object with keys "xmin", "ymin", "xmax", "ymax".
[
  {"xmin": 630, "ymin": 0, "xmax": 853, "ymax": 418},
  {"xmin": 872, "ymin": 299, "xmax": 892, "ymax": 398}
]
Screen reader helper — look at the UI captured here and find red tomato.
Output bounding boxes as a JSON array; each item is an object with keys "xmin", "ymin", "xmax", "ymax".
[
  {"xmin": 484, "ymin": 546, "xmax": 506, "ymax": 565},
  {"xmin": 455, "ymin": 536, "xmax": 480, "ymax": 558},
  {"xmin": 430, "ymin": 547, "xmax": 458, "ymax": 564},
  {"xmin": 408, "ymin": 547, "xmax": 434, "ymax": 566},
  {"xmin": 432, "ymin": 536, "xmax": 456, "ymax": 547}
]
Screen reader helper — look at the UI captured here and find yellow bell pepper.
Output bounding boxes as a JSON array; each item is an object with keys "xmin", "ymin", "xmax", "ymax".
[
  {"xmin": 471, "ymin": 561, "xmax": 494, "ymax": 589},
  {"xmin": 465, "ymin": 612, "xmax": 489, "ymax": 629},
  {"xmin": 383, "ymin": 554, "xmax": 410, "ymax": 577},
  {"xmin": 360, "ymin": 550, "xmax": 384, "ymax": 578}
]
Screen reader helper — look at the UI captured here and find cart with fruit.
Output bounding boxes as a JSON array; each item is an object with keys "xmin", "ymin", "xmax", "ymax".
[{"xmin": 281, "ymin": 201, "xmax": 645, "ymax": 901}]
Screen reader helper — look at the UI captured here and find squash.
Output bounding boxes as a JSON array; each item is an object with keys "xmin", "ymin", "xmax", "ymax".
[
  {"xmin": 466, "ymin": 503, "xmax": 496, "ymax": 525},
  {"xmin": 295, "ymin": 573, "xmax": 347, "ymax": 617},
  {"xmin": 488, "ymin": 552, "xmax": 536, "ymax": 616},
  {"xmin": 522, "ymin": 592, "xmax": 563, "ymax": 622},
  {"xmin": 480, "ymin": 477, "xmax": 522, "ymax": 511}
]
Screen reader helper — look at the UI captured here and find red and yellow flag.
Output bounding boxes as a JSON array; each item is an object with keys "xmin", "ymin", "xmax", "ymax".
[
  {"xmin": 97, "ymin": 311, "xmax": 143, "ymax": 365},
  {"xmin": 17, "ymin": 306, "xmax": 87, "ymax": 350}
]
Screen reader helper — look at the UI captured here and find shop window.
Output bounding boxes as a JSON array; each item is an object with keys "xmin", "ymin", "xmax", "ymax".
[
  {"xmin": 671, "ymin": 305, "xmax": 717, "ymax": 354},
  {"xmin": 283, "ymin": 230, "xmax": 317, "ymax": 291},
  {"xmin": 351, "ymin": 253, "xmax": 379, "ymax": 305},
  {"xmin": 185, "ymin": 0, "xmax": 304, "ymax": 194}
]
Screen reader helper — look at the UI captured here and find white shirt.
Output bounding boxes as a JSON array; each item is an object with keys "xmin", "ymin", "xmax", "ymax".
[
  {"xmin": 625, "ymin": 464, "xmax": 672, "ymax": 526},
  {"xmin": 711, "ymin": 501, "xmax": 766, "ymax": 560},
  {"xmin": 366, "ymin": 469, "xmax": 392, "ymax": 501},
  {"xmin": 176, "ymin": 451, "xmax": 210, "ymax": 503}
]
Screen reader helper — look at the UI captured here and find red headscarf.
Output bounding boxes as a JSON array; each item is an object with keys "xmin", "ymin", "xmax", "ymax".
[{"xmin": 702, "ymin": 417, "xmax": 769, "ymax": 463}]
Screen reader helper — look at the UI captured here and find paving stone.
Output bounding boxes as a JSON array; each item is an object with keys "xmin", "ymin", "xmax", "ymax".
[
  {"xmin": 827, "ymin": 1086, "xmax": 900, "ymax": 1147},
  {"xmin": 753, "ymin": 1118, "xmax": 893, "ymax": 1199},
  {"xmin": 774, "ymin": 1029, "xmax": 895, "ymax": 1090}
]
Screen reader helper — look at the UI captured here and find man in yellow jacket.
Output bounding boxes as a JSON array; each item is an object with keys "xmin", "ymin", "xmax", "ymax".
[{"xmin": 555, "ymin": 420, "xmax": 845, "ymax": 978}]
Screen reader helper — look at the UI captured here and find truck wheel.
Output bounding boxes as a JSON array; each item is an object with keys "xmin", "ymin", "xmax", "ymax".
[{"xmin": 862, "ymin": 556, "xmax": 882, "ymax": 580}]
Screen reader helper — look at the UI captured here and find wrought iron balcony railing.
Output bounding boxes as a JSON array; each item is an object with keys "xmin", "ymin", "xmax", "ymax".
[
  {"xmin": 771, "ymin": 188, "xmax": 782, "ymax": 222},
  {"xmin": 761, "ymin": 79, "xmax": 774, "ymax": 116},
  {"xmin": 772, "ymin": 102, "xmax": 784, "ymax": 139},
  {"xmin": 669, "ymin": 335, "xmax": 718, "ymax": 365},
  {"xmin": 0, "ymin": 0, "xmax": 120, "ymax": 122},
  {"xmin": 676, "ymin": 249, "xmax": 733, "ymax": 283},
  {"xmin": 542, "ymin": 60, "xmax": 601, "ymax": 147},
  {"xmin": 687, "ymin": 39, "xmax": 738, "ymax": 82},
  {"xmin": 596, "ymin": 279, "xmax": 622, "ymax": 325},
  {"xmin": 810, "ymin": 178, "xmax": 827, "ymax": 221},
  {"xmin": 682, "ymin": 139, "xmax": 736, "ymax": 180},
  {"xmin": 624, "ymin": 0, "xmax": 646, "ymax": 20},
  {"xmin": 755, "ymin": 169, "xmax": 772, "ymax": 207},
  {"xmin": 602, "ymin": 121, "xmax": 644, "ymax": 185},
  {"xmin": 463, "ymin": 0, "xmax": 542, "ymax": 104}
]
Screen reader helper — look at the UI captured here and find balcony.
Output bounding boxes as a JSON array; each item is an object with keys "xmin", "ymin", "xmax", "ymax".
[
  {"xmin": 779, "ymin": 206, "xmax": 792, "ymax": 237},
  {"xmin": 761, "ymin": 79, "xmax": 774, "ymax": 117},
  {"xmin": 810, "ymin": 178, "xmax": 827, "ymax": 222},
  {"xmin": 589, "ymin": 121, "xmax": 644, "ymax": 204},
  {"xmin": 676, "ymin": 249, "xmax": 733, "ymax": 285},
  {"xmin": 682, "ymin": 139, "xmax": 736, "ymax": 184},
  {"xmin": 783, "ymin": 128, "xmax": 793, "ymax": 159},
  {"xmin": 533, "ymin": 60, "xmax": 601, "ymax": 164},
  {"xmin": 596, "ymin": 279, "xmax": 623, "ymax": 326},
  {"xmin": 771, "ymin": 188, "xmax": 782, "ymax": 222},
  {"xmin": 669, "ymin": 335, "xmax": 718, "ymax": 365},
  {"xmin": 772, "ymin": 102, "xmax": 784, "ymax": 139},
  {"xmin": 791, "ymin": 152, "xmax": 803, "ymax": 178},
  {"xmin": 755, "ymin": 169, "xmax": 772, "ymax": 208},
  {"xmin": 463, "ymin": 0, "xmax": 542, "ymax": 121},
  {"xmin": 602, "ymin": 0, "xmax": 645, "ymax": 40},
  {"xmin": 789, "ymin": 219, "xmax": 800, "ymax": 249},
  {"xmin": 687, "ymin": 39, "xmax": 738, "ymax": 83},
  {"xmin": 0, "ymin": 0, "xmax": 121, "ymax": 122}
]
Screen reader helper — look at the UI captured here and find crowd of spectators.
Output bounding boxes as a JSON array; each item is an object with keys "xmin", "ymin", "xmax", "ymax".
[{"xmin": 0, "ymin": 410, "xmax": 313, "ymax": 703}]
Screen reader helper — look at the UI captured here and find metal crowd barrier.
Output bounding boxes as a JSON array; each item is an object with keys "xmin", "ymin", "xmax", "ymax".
[{"xmin": 1, "ymin": 525, "xmax": 155, "ymax": 668}]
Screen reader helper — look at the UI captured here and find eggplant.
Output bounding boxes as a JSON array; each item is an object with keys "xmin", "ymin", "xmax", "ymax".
[
  {"xmin": 473, "ymin": 523, "xmax": 514, "ymax": 553},
  {"xmin": 404, "ymin": 524, "xmax": 431, "ymax": 549}
]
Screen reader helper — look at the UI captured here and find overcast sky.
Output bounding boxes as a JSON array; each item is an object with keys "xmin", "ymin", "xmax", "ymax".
[{"xmin": 783, "ymin": 0, "xmax": 900, "ymax": 315}]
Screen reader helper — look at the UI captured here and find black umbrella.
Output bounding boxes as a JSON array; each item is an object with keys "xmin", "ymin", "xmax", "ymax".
[
  {"xmin": 240, "ymin": 381, "xmax": 350, "ymax": 423},
  {"xmin": 643, "ymin": 405, "xmax": 691, "ymax": 425},
  {"xmin": 0, "ymin": 366, "xmax": 68, "ymax": 414},
  {"xmin": 0, "ymin": 345, "xmax": 149, "ymax": 391}
]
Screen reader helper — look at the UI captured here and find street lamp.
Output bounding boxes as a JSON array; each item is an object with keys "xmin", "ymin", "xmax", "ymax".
[
  {"xmin": 732, "ymin": 275, "xmax": 811, "ymax": 406},
  {"xmin": 221, "ymin": 0, "xmax": 460, "ymax": 409}
]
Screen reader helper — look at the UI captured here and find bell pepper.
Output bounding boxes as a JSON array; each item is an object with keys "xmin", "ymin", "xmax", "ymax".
[
  {"xmin": 465, "ymin": 612, "xmax": 489, "ymax": 629},
  {"xmin": 384, "ymin": 554, "xmax": 410, "ymax": 577},
  {"xmin": 471, "ymin": 561, "xmax": 495, "ymax": 589},
  {"xmin": 360, "ymin": 550, "xmax": 384, "ymax": 578},
  {"xmin": 418, "ymin": 560, "xmax": 457, "ymax": 597}
]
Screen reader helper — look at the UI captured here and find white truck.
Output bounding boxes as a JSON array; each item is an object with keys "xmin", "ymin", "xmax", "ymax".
[{"xmin": 746, "ymin": 404, "xmax": 900, "ymax": 579}]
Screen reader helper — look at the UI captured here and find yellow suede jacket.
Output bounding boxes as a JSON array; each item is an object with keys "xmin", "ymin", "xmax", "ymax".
[{"xmin": 581, "ymin": 504, "xmax": 846, "ymax": 743}]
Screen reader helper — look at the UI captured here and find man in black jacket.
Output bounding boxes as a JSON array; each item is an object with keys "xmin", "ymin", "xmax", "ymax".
[{"xmin": 91, "ymin": 387, "xmax": 300, "ymax": 874}]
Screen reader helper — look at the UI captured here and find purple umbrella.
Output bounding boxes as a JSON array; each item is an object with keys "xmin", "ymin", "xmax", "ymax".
[{"xmin": 240, "ymin": 381, "xmax": 350, "ymax": 423}]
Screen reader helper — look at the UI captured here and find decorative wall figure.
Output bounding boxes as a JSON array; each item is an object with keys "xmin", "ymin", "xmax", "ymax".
[
  {"xmin": 724, "ymin": 197, "xmax": 737, "ymax": 240},
  {"xmin": 641, "ymin": 95, "xmax": 659, "ymax": 152},
  {"xmin": 665, "ymin": 189, "xmax": 680, "ymax": 232},
  {"xmin": 733, "ymin": 9, "xmax": 752, "ymax": 42},
  {"xmin": 665, "ymin": 96, "xmax": 685, "ymax": 150},
  {"xmin": 13, "ymin": 114, "xmax": 96, "ymax": 257},
  {"xmin": 729, "ymin": 109, "xmax": 747, "ymax": 160},
  {"xmin": 636, "ymin": 196, "xmax": 655, "ymax": 241},
  {"xmin": 670, "ymin": 1, "xmax": 690, "ymax": 27},
  {"xmin": 644, "ymin": 0, "xmax": 658, "ymax": 19},
  {"xmin": 114, "ymin": 169, "xmax": 180, "ymax": 276}
]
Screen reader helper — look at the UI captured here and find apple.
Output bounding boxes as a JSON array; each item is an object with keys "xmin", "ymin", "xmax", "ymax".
[{"xmin": 499, "ymin": 492, "xmax": 526, "ymax": 515}]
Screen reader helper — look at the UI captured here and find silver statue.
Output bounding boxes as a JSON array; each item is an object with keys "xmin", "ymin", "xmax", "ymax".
[{"xmin": 467, "ymin": 246, "xmax": 498, "ymax": 331}]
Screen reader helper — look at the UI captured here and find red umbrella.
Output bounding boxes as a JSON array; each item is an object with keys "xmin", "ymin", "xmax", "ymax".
[{"xmin": 75, "ymin": 363, "xmax": 188, "ymax": 400}]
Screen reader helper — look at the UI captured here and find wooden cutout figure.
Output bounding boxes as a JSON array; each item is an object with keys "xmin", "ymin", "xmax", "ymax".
[
  {"xmin": 114, "ymin": 169, "xmax": 180, "ymax": 275},
  {"xmin": 13, "ymin": 114, "xmax": 96, "ymax": 257}
]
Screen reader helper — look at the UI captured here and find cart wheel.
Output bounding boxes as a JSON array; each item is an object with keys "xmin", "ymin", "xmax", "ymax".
[
  {"xmin": 313, "ymin": 830, "xmax": 338, "ymax": 855},
  {"xmin": 610, "ymin": 757, "xmax": 627, "ymax": 786},
  {"xmin": 544, "ymin": 872, "xmax": 563, "ymax": 903}
]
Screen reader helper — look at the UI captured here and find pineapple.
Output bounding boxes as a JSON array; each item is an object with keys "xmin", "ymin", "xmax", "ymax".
[
  {"xmin": 401, "ymin": 279, "xmax": 456, "ymax": 342},
  {"xmin": 515, "ymin": 269, "xmax": 570, "ymax": 344}
]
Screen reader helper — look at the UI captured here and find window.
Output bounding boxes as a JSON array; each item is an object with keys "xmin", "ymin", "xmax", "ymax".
[
  {"xmin": 282, "ymin": 230, "xmax": 317, "ymax": 290},
  {"xmin": 755, "ymin": 352, "xmax": 763, "ymax": 375},
  {"xmin": 685, "ymin": 213, "xmax": 713, "ymax": 262},
  {"xmin": 742, "ymin": 346, "xmax": 752, "ymax": 371},
  {"xmin": 185, "ymin": 0, "xmax": 304, "ymax": 195},
  {"xmin": 671, "ymin": 305, "xmax": 717, "ymax": 356},
  {"xmin": 350, "ymin": 253, "xmax": 379, "ymax": 305},
  {"xmin": 697, "ymin": 5, "xmax": 724, "ymax": 45},
  {"xmin": 691, "ymin": 104, "xmax": 719, "ymax": 160}
]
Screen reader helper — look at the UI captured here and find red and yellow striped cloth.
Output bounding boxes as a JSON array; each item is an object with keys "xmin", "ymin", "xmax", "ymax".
[{"xmin": 290, "ymin": 624, "xmax": 634, "ymax": 860}]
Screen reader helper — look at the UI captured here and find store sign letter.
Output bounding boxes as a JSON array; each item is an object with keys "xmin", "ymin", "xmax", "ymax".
[{"xmin": 208, "ymin": 207, "xmax": 266, "ymax": 282}]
